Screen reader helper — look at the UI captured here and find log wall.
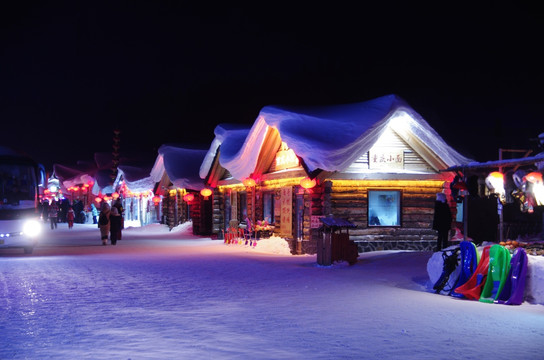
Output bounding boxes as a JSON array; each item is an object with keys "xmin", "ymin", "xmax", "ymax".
[{"xmin": 314, "ymin": 179, "xmax": 446, "ymax": 253}]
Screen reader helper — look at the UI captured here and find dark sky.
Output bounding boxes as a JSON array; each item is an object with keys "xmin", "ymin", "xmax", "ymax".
[{"xmin": 1, "ymin": 1, "xmax": 543, "ymax": 171}]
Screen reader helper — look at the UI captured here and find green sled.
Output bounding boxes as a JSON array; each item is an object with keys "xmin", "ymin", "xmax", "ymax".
[{"xmin": 479, "ymin": 244, "xmax": 511, "ymax": 303}]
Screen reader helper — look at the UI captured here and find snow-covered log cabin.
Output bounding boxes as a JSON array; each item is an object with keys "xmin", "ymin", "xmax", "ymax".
[{"xmin": 201, "ymin": 95, "xmax": 472, "ymax": 253}]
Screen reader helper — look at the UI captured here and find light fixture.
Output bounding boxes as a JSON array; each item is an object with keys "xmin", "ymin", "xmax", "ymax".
[
  {"xmin": 200, "ymin": 188, "xmax": 213, "ymax": 199},
  {"xmin": 243, "ymin": 178, "xmax": 256, "ymax": 187},
  {"xmin": 300, "ymin": 177, "xmax": 316, "ymax": 189}
]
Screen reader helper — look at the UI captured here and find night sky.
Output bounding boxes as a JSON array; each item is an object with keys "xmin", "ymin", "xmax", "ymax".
[{"xmin": 1, "ymin": 2, "xmax": 543, "ymax": 171}]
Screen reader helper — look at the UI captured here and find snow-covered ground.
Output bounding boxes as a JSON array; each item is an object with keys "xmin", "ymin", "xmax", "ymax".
[{"xmin": 1, "ymin": 222, "xmax": 543, "ymax": 360}]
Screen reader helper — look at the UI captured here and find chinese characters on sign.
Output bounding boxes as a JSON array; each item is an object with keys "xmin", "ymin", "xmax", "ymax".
[
  {"xmin": 280, "ymin": 186, "xmax": 292, "ymax": 236},
  {"xmin": 275, "ymin": 149, "xmax": 299, "ymax": 171},
  {"xmin": 368, "ymin": 149, "xmax": 404, "ymax": 170}
]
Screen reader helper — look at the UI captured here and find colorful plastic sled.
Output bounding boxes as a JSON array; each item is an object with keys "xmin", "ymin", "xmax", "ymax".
[
  {"xmin": 494, "ymin": 247, "xmax": 528, "ymax": 305},
  {"xmin": 433, "ymin": 247, "xmax": 461, "ymax": 294},
  {"xmin": 479, "ymin": 245, "xmax": 511, "ymax": 303},
  {"xmin": 451, "ymin": 241, "xmax": 479, "ymax": 298},
  {"xmin": 454, "ymin": 245, "xmax": 491, "ymax": 300}
]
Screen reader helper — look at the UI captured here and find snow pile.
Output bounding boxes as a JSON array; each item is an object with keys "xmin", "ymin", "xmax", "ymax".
[
  {"xmin": 252, "ymin": 236, "xmax": 292, "ymax": 255},
  {"xmin": 427, "ymin": 244, "xmax": 544, "ymax": 305},
  {"xmin": 527, "ymin": 255, "xmax": 544, "ymax": 304},
  {"xmin": 223, "ymin": 235, "xmax": 292, "ymax": 255}
]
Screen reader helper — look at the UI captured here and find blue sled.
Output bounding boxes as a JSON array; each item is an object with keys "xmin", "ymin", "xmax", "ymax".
[{"xmin": 451, "ymin": 241, "xmax": 479, "ymax": 298}]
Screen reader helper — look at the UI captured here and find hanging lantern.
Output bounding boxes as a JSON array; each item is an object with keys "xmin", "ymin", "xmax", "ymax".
[
  {"xmin": 112, "ymin": 192, "xmax": 120, "ymax": 200},
  {"xmin": 525, "ymin": 172, "xmax": 543, "ymax": 184},
  {"xmin": 300, "ymin": 177, "xmax": 316, "ymax": 189},
  {"xmin": 200, "ymin": 188, "xmax": 213, "ymax": 199},
  {"xmin": 152, "ymin": 195, "xmax": 161, "ymax": 205},
  {"xmin": 243, "ymin": 177, "xmax": 256, "ymax": 187},
  {"xmin": 95, "ymin": 197, "xmax": 102, "ymax": 203},
  {"xmin": 485, "ymin": 171, "xmax": 505, "ymax": 202},
  {"xmin": 183, "ymin": 193, "xmax": 195, "ymax": 202}
]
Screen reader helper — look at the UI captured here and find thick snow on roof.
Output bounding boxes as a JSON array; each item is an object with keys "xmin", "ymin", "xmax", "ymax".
[
  {"xmin": 53, "ymin": 163, "xmax": 97, "ymax": 190},
  {"xmin": 152, "ymin": 144, "xmax": 208, "ymax": 191},
  {"xmin": 445, "ymin": 152, "xmax": 544, "ymax": 171},
  {"xmin": 55, "ymin": 153, "xmax": 156, "ymax": 195},
  {"xmin": 220, "ymin": 94, "xmax": 472, "ymax": 181},
  {"xmin": 199, "ymin": 124, "xmax": 251, "ymax": 179}
]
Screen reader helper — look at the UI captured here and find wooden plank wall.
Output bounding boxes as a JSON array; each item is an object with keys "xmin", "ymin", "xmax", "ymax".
[{"xmin": 323, "ymin": 179, "xmax": 444, "ymax": 242}]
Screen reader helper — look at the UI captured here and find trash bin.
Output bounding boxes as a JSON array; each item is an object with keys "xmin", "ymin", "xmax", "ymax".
[{"xmin": 318, "ymin": 216, "xmax": 358, "ymax": 266}]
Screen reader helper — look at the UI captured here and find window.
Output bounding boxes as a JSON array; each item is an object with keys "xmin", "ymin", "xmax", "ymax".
[
  {"xmin": 368, "ymin": 190, "xmax": 401, "ymax": 226},
  {"xmin": 263, "ymin": 192, "xmax": 275, "ymax": 223},
  {"xmin": 239, "ymin": 192, "xmax": 247, "ymax": 220}
]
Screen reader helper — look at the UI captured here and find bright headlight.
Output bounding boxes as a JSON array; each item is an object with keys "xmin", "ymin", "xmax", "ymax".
[{"xmin": 23, "ymin": 219, "xmax": 42, "ymax": 237}]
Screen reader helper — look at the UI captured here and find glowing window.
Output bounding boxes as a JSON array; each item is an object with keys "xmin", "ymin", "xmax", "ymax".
[
  {"xmin": 263, "ymin": 192, "xmax": 275, "ymax": 224},
  {"xmin": 368, "ymin": 190, "xmax": 401, "ymax": 227}
]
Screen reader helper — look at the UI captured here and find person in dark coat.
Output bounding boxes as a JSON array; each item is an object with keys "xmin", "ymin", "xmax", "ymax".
[
  {"xmin": 432, "ymin": 193, "xmax": 452, "ymax": 251},
  {"xmin": 112, "ymin": 199, "xmax": 124, "ymax": 240},
  {"xmin": 48, "ymin": 201, "xmax": 59, "ymax": 230},
  {"xmin": 109, "ymin": 206, "xmax": 122, "ymax": 245}
]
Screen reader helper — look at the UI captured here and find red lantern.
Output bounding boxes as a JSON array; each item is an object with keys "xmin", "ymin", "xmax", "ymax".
[
  {"xmin": 152, "ymin": 195, "xmax": 161, "ymax": 205},
  {"xmin": 183, "ymin": 193, "xmax": 195, "ymax": 202},
  {"xmin": 112, "ymin": 192, "xmax": 120, "ymax": 200},
  {"xmin": 200, "ymin": 188, "xmax": 213, "ymax": 199},
  {"xmin": 300, "ymin": 177, "xmax": 316, "ymax": 189},
  {"xmin": 525, "ymin": 172, "xmax": 543, "ymax": 183},
  {"xmin": 95, "ymin": 197, "xmax": 102, "ymax": 203}
]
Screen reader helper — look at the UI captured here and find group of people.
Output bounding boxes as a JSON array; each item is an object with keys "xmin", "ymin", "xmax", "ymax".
[
  {"xmin": 43, "ymin": 199, "xmax": 90, "ymax": 229},
  {"xmin": 43, "ymin": 198, "xmax": 125, "ymax": 246},
  {"xmin": 97, "ymin": 199, "xmax": 124, "ymax": 245}
]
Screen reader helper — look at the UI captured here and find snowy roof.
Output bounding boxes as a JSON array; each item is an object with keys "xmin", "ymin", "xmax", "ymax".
[
  {"xmin": 199, "ymin": 123, "xmax": 251, "ymax": 180},
  {"xmin": 151, "ymin": 144, "xmax": 209, "ymax": 191},
  {"xmin": 117, "ymin": 155, "xmax": 156, "ymax": 193},
  {"xmin": 53, "ymin": 163, "xmax": 97, "ymax": 190},
  {"xmin": 444, "ymin": 152, "xmax": 544, "ymax": 172},
  {"xmin": 218, "ymin": 94, "xmax": 472, "ymax": 181},
  {"xmin": 54, "ymin": 152, "xmax": 156, "ymax": 195}
]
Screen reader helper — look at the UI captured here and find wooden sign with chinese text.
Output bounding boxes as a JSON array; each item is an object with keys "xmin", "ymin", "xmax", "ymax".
[
  {"xmin": 368, "ymin": 149, "xmax": 404, "ymax": 170},
  {"xmin": 280, "ymin": 186, "xmax": 292, "ymax": 236}
]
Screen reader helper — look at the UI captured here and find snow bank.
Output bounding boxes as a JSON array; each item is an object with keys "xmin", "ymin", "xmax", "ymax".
[
  {"xmin": 223, "ymin": 235, "xmax": 293, "ymax": 255},
  {"xmin": 427, "ymin": 244, "xmax": 544, "ymax": 305},
  {"xmin": 251, "ymin": 236, "xmax": 292, "ymax": 255},
  {"xmin": 527, "ymin": 255, "xmax": 544, "ymax": 304}
]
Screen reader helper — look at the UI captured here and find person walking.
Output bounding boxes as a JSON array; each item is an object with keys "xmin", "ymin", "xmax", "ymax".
[
  {"xmin": 112, "ymin": 199, "xmax": 124, "ymax": 240},
  {"xmin": 109, "ymin": 206, "xmax": 122, "ymax": 245},
  {"xmin": 98, "ymin": 202, "xmax": 111, "ymax": 245},
  {"xmin": 67, "ymin": 206, "xmax": 75, "ymax": 229},
  {"xmin": 91, "ymin": 203, "xmax": 99, "ymax": 224},
  {"xmin": 48, "ymin": 201, "xmax": 59, "ymax": 230},
  {"xmin": 432, "ymin": 193, "xmax": 452, "ymax": 251}
]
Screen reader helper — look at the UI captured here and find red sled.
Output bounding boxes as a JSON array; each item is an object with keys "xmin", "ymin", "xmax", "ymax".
[{"xmin": 454, "ymin": 245, "xmax": 491, "ymax": 300}]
